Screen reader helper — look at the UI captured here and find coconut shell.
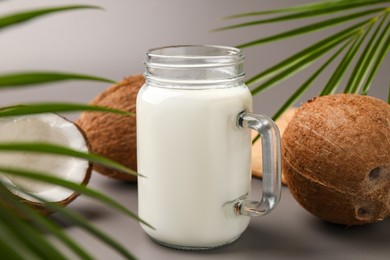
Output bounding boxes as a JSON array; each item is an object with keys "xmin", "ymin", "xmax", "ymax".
[
  {"xmin": 251, "ymin": 107, "xmax": 297, "ymax": 185},
  {"xmin": 0, "ymin": 117, "xmax": 92, "ymax": 217},
  {"xmin": 26, "ymin": 160, "xmax": 92, "ymax": 216},
  {"xmin": 77, "ymin": 75, "xmax": 144, "ymax": 181},
  {"xmin": 282, "ymin": 94, "xmax": 390, "ymax": 225}
]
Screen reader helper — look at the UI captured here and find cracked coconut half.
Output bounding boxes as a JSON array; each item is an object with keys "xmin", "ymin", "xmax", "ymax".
[{"xmin": 0, "ymin": 113, "xmax": 92, "ymax": 215}]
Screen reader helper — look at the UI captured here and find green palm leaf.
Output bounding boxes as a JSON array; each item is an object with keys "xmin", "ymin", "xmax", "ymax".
[
  {"xmin": 218, "ymin": 0, "xmax": 390, "ymax": 104},
  {"xmin": 246, "ymin": 18, "xmax": 372, "ymax": 87},
  {"xmin": 0, "ymin": 2, "xmax": 139, "ymax": 259},
  {"xmin": 215, "ymin": 1, "xmax": 388, "ymax": 31},
  {"xmin": 0, "ymin": 103, "xmax": 130, "ymax": 117},
  {"xmin": 321, "ymin": 25, "xmax": 373, "ymax": 95},
  {"xmin": 0, "ymin": 184, "xmax": 92, "ymax": 259},
  {"xmin": 274, "ymin": 42, "xmax": 351, "ymax": 121},
  {"xmin": 222, "ymin": 0, "xmax": 389, "ymax": 19},
  {"xmin": 0, "ymin": 143, "xmax": 138, "ymax": 177},
  {"xmin": 346, "ymin": 14, "xmax": 389, "ymax": 93},
  {"xmin": 0, "ymin": 183, "xmax": 136, "ymax": 259},
  {"xmin": 249, "ymin": 28, "xmax": 357, "ymax": 96},
  {"xmin": 0, "ymin": 239, "xmax": 25, "ymax": 260},
  {"xmin": 362, "ymin": 17, "xmax": 390, "ymax": 93},
  {"xmin": 0, "ymin": 191, "xmax": 66, "ymax": 259},
  {"xmin": 236, "ymin": 7, "xmax": 385, "ymax": 49},
  {"xmin": 388, "ymin": 82, "xmax": 390, "ymax": 103},
  {"xmin": 0, "ymin": 5, "xmax": 102, "ymax": 31},
  {"xmin": 47, "ymin": 201, "xmax": 137, "ymax": 260},
  {"xmin": 0, "ymin": 166, "xmax": 150, "ymax": 228},
  {"xmin": 0, "ymin": 72, "xmax": 115, "ymax": 88}
]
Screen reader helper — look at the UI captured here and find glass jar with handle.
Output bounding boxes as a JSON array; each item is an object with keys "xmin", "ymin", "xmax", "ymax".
[{"xmin": 137, "ymin": 45, "xmax": 282, "ymax": 250}]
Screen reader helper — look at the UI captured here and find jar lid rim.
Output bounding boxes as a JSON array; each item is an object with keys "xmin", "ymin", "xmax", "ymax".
[{"xmin": 146, "ymin": 45, "xmax": 244, "ymax": 62}]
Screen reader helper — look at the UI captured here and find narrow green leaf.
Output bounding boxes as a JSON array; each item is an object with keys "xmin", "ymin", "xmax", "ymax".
[
  {"xmin": 56, "ymin": 206, "xmax": 137, "ymax": 260},
  {"xmin": 320, "ymin": 24, "xmax": 372, "ymax": 96},
  {"xmin": 0, "ymin": 239, "xmax": 25, "ymax": 260},
  {"xmin": 0, "ymin": 71, "xmax": 115, "ymax": 88},
  {"xmin": 0, "ymin": 5, "xmax": 102, "ymax": 31},
  {"xmin": 252, "ymin": 40, "xmax": 350, "ymax": 145},
  {"xmin": 223, "ymin": 0, "xmax": 388, "ymax": 19},
  {"xmin": 0, "ymin": 183, "xmax": 93, "ymax": 259},
  {"xmin": 0, "ymin": 166, "xmax": 152, "ymax": 229},
  {"xmin": 0, "ymin": 143, "xmax": 138, "ymax": 177},
  {"xmin": 236, "ymin": 8, "xmax": 385, "ymax": 49},
  {"xmin": 0, "ymin": 215, "xmax": 41, "ymax": 259},
  {"xmin": 215, "ymin": 1, "xmax": 388, "ymax": 31},
  {"xmin": 250, "ymin": 28, "xmax": 355, "ymax": 96},
  {"xmin": 0, "ymin": 187, "xmax": 66, "ymax": 259},
  {"xmin": 388, "ymin": 82, "xmax": 390, "ymax": 103},
  {"xmin": 273, "ymin": 42, "xmax": 350, "ymax": 121},
  {"xmin": 362, "ymin": 17, "xmax": 390, "ymax": 94},
  {"xmin": 345, "ymin": 14, "xmax": 388, "ymax": 93},
  {"xmin": 0, "ymin": 183, "xmax": 135, "ymax": 259},
  {"xmin": 0, "ymin": 103, "xmax": 131, "ymax": 117},
  {"xmin": 12, "ymin": 189, "xmax": 137, "ymax": 260},
  {"xmin": 246, "ymin": 19, "xmax": 371, "ymax": 86}
]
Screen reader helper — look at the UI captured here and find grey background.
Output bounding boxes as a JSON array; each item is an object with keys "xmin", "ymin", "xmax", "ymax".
[
  {"xmin": 1, "ymin": 0, "xmax": 389, "ymax": 259},
  {"xmin": 0, "ymin": 0, "xmax": 388, "ymax": 116}
]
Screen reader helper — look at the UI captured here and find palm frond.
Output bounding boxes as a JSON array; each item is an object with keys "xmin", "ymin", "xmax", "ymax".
[
  {"xmin": 249, "ymin": 28, "xmax": 358, "ymax": 96},
  {"xmin": 215, "ymin": 1, "xmax": 388, "ymax": 31},
  {"xmin": 0, "ymin": 5, "xmax": 102, "ymax": 31},
  {"xmin": 0, "ymin": 187, "xmax": 67, "ymax": 259},
  {"xmin": 0, "ymin": 103, "xmax": 131, "ymax": 117},
  {"xmin": 320, "ymin": 25, "xmax": 373, "ymax": 95},
  {"xmin": 0, "ymin": 72, "xmax": 115, "ymax": 88},
  {"xmin": 0, "ymin": 143, "xmax": 138, "ymax": 177},
  {"xmin": 273, "ymin": 42, "xmax": 351, "ymax": 121},
  {"xmin": 362, "ymin": 16, "xmax": 390, "ymax": 93},
  {"xmin": 1, "ymin": 183, "xmax": 136, "ymax": 259},
  {"xmin": 0, "ymin": 166, "xmax": 150, "ymax": 228},
  {"xmin": 246, "ymin": 18, "xmax": 372, "ymax": 87},
  {"xmin": 0, "ymin": 183, "xmax": 93, "ymax": 259},
  {"xmin": 236, "ymin": 7, "xmax": 386, "ymax": 48},
  {"xmin": 218, "ymin": 1, "xmax": 390, "ymax": 120},
  {"xmin": 0, "ymin": 2, "xmax": 140, "ymax": 259},
  {"xmin": 345, "ymin": 14, "xmax": 389, "ymax": 93},
  {"xmin": 222, "ymin": 0, "xmax": 389, "ymax": 19},
  {"xmin": 388, "ymin": 82, "xmax": 390, "ymax": 103}
]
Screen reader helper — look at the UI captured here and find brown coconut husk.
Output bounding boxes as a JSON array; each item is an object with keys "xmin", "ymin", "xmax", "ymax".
[
  {"xmin": 282, "ymin": 94, "xmax": 390, "ymax": 225},
  {"xmin": 77, "ymin": 75, "xmax": 144, "ymax": 181}
]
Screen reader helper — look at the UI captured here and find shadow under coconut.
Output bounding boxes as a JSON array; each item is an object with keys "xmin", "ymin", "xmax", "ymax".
[{"xmin": 309, "ymin": 217, "xmax": 390, "ymax": 247}]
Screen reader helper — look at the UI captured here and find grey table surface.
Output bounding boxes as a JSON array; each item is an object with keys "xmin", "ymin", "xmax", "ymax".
[{"xmin": 50, "ymin": 173, "xmax": 390, "ymax": 260}]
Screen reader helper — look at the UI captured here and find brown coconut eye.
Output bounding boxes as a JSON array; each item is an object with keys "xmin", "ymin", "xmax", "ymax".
[
  {"xmin": 369, "ymin": 167, "xmax": 381, "ymax": 180},
  {"xmin": 357, "ymin": 207, "xmax": 369, "ymax": 217}
]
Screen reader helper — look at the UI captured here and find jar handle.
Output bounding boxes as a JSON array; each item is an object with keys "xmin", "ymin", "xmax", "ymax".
[{"xmin": 235, "ymin": 112, "xmax": 282, "ymax": 217}]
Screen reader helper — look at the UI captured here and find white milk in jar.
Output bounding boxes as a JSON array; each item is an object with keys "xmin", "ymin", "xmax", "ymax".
[{"xmin": 137, "ymin": 45, "xmax": 281, "ymax": 250}]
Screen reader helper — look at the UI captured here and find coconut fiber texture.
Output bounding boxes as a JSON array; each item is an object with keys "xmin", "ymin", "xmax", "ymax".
[
  {"xmin": 282, "ymin": 94, "xmax": 390, "ymax": 225},
  {"xmin": 77, "ymin": 75, "xmax": 144, "ymax": 181}
]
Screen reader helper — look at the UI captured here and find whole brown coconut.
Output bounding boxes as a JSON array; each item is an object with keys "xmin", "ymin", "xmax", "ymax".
[
  {"xmin": 77, "ymin": 75, "xmax": 144, "ymax": 181},
  {"xmin": 282, "ymin": 94, "xmax": 390, "ymax": 225}
]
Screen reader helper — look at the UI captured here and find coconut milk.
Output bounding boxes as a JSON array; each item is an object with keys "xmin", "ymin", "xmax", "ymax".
[{"xmin": 137, "ymin": 83, "xmax": 253, "ymax": 248}]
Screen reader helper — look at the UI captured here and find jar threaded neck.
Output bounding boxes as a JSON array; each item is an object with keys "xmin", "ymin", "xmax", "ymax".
[{"xmin": 144, "ymin": 45, "xmax": 245, "ymax": 89}]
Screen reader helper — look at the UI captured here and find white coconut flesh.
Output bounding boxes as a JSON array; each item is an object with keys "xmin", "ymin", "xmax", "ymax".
[{"xmin": 0, "ymin": 113, "xmax": 89, "ymax": 203}]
